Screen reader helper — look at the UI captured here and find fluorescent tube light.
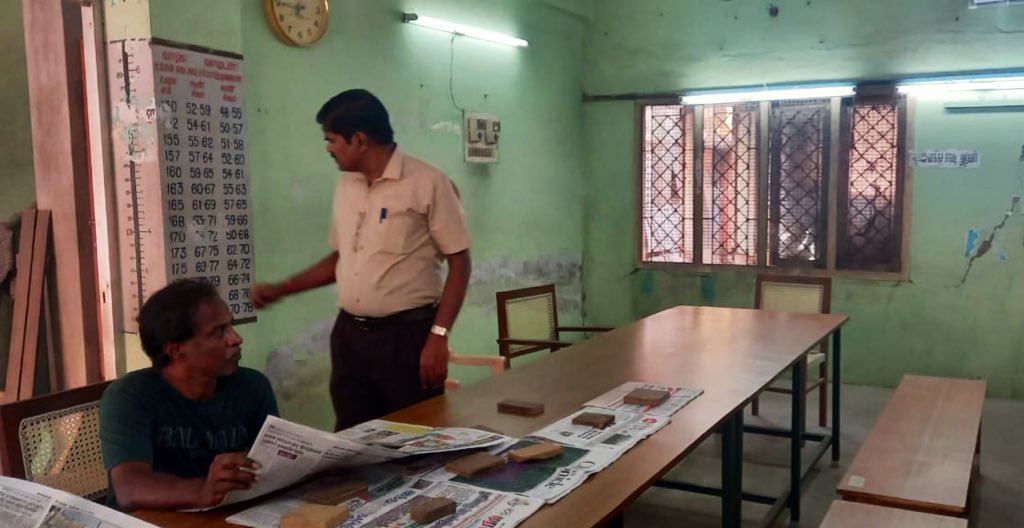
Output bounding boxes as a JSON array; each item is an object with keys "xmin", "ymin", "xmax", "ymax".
[
  {"xmin": 402, "ymin": 13, "xmax": 528, "ymax": 48},
  {"xmin": 680, "ymin": 83, "xmax": 855, "ymax": 105},
  {"xmin": 897, "ymin": 74, "xmax": 1024, "ymax": 94}
]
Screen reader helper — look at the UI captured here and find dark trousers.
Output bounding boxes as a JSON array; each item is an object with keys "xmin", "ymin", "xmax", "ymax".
[{"xmin": 329, "ymin": 307, "xmax": 443, "ymax": 431}]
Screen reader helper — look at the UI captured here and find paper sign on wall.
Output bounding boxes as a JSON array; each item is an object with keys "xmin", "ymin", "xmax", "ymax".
[{"xmin": 912, "ymin": 149, "xmax": 980, "ymax": 168}]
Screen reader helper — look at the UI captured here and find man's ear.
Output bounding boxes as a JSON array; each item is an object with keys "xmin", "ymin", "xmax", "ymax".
[
  {"xmin": 165, "ymin": 342, "xmax": 185, "ymax": 364},
  {"xmin": 352, "ymin": 131, "xmax": 368, "ymax": 149}
]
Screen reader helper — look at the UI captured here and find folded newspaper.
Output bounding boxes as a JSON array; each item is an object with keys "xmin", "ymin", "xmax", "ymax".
[
  {"xmin": 583, "ymin": 381, "xmax": 703, "ymax": 417},
  {"xmin": 0, "ymin": 476, "xmax": 157, "ymax": 528},
  {"xmin": 216, "ymin": 416, "xmax": 511, "ymax": 508}
]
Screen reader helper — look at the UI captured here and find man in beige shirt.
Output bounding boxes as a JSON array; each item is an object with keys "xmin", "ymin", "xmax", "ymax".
[{"xmin": 253, "ymin": 89, "xmax": 471, "ymax": 431}]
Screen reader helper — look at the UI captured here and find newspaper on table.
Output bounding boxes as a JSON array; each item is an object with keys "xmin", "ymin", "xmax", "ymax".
[
  {"xmin": 528, "ymin": 408, "xmax": 670, "ymax": 455},
  {"xmin": 217, "ymin": 416, "xmax": 510, "ymax": 509},
  {"xmin": 356, "ymin": 479, "xmax": 542, "ymax": 528},
  {"xmin": 583, "ymin": 381, "xmax": 703, "ymax": 417},
  {"xmin": 0, "ymin": 476, "xmax": 157, "ymax": 528},
  {"xmin": 420, "ymin": 439, "xmax": 617, "ymax": 504},
  {"xmin": 338, "ymin": 420, "xmax": 513, "ymax": 454}
]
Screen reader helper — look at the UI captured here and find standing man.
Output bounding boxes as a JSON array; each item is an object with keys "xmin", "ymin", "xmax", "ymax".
[
  {"xmin": 100, "ymin": 279, "xmax": 278, "ymax": 511},
  {"xmin": 253, "ymin": 89, "xmax": 471, "ymax": 431}
]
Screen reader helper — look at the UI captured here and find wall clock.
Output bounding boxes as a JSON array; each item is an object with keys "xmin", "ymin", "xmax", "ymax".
[{"xmin": 263, "ymin": 0, "xmax": 329, "ymax": 47}]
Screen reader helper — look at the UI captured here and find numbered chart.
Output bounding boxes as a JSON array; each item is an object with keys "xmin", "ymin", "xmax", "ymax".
[{"xmin": 154, "ymin": 42, "xmax": 255, "ymax": 322}]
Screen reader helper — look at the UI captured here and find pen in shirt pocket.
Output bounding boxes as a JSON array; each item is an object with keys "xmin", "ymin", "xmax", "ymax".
[{"xmin": 379, "ymin": 207, "xmax": 388, "ymax": 223}]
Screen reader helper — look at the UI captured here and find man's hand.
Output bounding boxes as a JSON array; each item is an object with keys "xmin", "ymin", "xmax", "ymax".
[
  {"xmin": 419, "ymin": 334, "xmax": 449, "ymax": 389},
  {"xmin": 251, "ymin": 283, "xmax": 286, "ymax": 309},
  {"xmin": 198, "ymin": 453, "xmax": 261, "ymax": 508}
]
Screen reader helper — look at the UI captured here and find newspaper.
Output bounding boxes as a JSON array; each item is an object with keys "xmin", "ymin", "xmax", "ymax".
[
  {"xmin": 217, "ymin": 416, "xmax": 510, "ymax": 509},
  {"xmin": 0, "ymin": 476, "xmax": 157, "ymax": 528},
  {"xmin": 421, "ymin": 440, "xmax": 617, "ymax": 504},
  {"xmin": 338, "ymin": 420, "xmax": 512, "ymax": 454},
  {"xmin": 528, "ymin": 408, "xmax": 670, "ymax": 454},
  {"xmin": 357, "ymin": 479, "xmax": 543, "ymax": 528},
  {"xmin": 227, "ymin": 465, "xmax": 409, "ymax": 528},
  {"xmin": 583, "ymin": 381, "xmax": 703, "ymax": 417}
]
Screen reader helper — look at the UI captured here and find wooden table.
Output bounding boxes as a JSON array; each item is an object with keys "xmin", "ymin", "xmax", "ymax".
[
  {"xmin": 820, "ymin": 500, "xmax": 968, "ymax": 528},
  {"xmin": 137, "ymin": 306, "xmax": 847, "ymax": 528}
]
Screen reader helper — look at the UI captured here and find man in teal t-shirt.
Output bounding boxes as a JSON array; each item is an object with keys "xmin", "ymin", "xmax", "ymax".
[{"xmin": 99, "ymin": 279, "xmax": 279, "ymax": 511}]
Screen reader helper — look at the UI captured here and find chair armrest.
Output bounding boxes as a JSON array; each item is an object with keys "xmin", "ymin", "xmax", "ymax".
[
  {"xmin": 496, "ymin": 338, "xmax": 574, "ymax": 351},
  {"xmin": 556, "ymin": 325, "xmax": 614, "ymax": 333},
  {"xmin": 448, "ymin": 351, "xmax": 507, "ymax": 375}
]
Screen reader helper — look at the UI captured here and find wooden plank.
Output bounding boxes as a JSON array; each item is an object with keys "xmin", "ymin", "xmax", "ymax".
[
  {"xmin": 18, "ymin": 210, "xmax": 51, "ymax": 400},
  {"xmin": 21, "ymin": 0, "xmax": 102, "ymax": 389},
  {"xmin": 821, "ymin": 500, "xmax": 967, "ymax": 528},
  {"xmin": 134, "ymin": 307, "xmax": 849, "ymax": 528},
  {"xmin": 5, "ymin": 210, "xmax": 37, "ymax": 402},
  {"xmin": 838, "ymin": 375, "xmax": 986, "ymax": 516}
]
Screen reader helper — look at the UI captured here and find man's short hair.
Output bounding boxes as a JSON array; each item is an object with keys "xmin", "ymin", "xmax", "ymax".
[
  {"xmin": 137, "ymin": 279, "xmax": 222, "ymax": 369},
  {"xmin": 316, "ymin": 88, "xmax": 395, "ymax": 145}
]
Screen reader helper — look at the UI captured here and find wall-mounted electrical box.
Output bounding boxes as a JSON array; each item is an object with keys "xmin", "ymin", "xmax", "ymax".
[{"xmin": 464, "ymin": 111, "xmax": 500, "ymax": 163}]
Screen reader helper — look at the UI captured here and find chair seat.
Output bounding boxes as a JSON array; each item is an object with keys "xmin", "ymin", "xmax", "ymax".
[{"xmin": 768, "ymin": 352, "xmax": 825, "ymax": 388}]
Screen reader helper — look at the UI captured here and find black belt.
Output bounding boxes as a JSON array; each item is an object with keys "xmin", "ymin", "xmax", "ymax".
[{"xmin": 340, "ymin": 304, "xmax": 437, "ymax": 329}]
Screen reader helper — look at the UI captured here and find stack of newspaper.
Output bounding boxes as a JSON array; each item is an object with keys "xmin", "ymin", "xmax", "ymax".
[{"xmin": 0, "ymin": 476, "xmax": 158, "ymax": 528}]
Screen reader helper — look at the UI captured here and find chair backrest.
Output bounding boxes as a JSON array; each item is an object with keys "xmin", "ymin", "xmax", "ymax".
[
  {"xmin": 0, "ymin": 381, "xmax": 111, "ymax": 500},
  {"xmin": 756, "ymin": 275, "xmax": 831, "ymax": 354},
  {"xmin": 755, "ymin": 275, "xmax": 831, "ymax": 314},
  {"xmin": 495, "ymin": 284, "xmax": 559, "ymax": 359}
]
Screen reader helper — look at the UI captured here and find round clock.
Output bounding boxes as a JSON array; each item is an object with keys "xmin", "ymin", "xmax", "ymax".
[{"xmin": 263, "ymin": 0, "xmax": 330, "ymax": 47}]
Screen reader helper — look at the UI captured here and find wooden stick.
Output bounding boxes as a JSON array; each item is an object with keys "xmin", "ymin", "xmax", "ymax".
[{"xmin": 5, "ymin": 210, "xmax": 37, "ymax": 403}]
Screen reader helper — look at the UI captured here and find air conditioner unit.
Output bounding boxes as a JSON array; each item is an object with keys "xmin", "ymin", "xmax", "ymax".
[{"xmin": 464, "ymin": 111, "xmax": 499, "ymax": 163}]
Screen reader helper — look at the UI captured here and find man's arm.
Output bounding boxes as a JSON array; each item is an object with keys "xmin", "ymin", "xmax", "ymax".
[
  {"xmin": 420, "ymin": 249, "xmax": 471, "ymax": 388},
  {"xmin": 252, "ymin": 251, "xmax": 339, "ymax": 308},
  {"xmin": 110, "ymin": 454, "xmax": 258, "ymax": 511}
]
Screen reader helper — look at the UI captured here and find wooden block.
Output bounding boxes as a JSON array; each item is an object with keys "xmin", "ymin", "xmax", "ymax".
[
  {"xmin": 446, "ymin": 452, "xmax": 506, "ymax": 478},
  {"xmin": 572, "ymin": 412, "xmax": 615, "ymax": 429},
  {"xmin": 497, "ymin": 399, "xmax": 544, "ymax": 416},
  {"xmin": 302, "ymin": 478, "xmax": 367, "ymax": 505},
  {"xmin": 623, "ymin": 388, "xmax": 670, "ymax": 406},
  {"xmin": 509, "ymin": 442, "xmax": 564, "ymax": 463},
  {"xmin": 280, "ymin": 503, "xmax": 349, "ymax": 528},
  {"xmin": 410, "ymin": 496, "xmax": 457, "ymax": 524}
]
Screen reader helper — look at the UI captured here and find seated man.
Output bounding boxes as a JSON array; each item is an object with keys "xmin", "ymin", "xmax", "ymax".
[{"xmin": 99, "ymin": 279, "xmax": 279, "ymax": 511}]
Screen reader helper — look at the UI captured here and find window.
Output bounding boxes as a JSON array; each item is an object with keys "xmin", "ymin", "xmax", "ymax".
[{"xmin": 639, "ymin": 94, "xmax": 908, "ymax": 275}]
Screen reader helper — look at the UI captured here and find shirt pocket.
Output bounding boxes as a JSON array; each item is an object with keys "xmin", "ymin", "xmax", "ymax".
[{"xmin": 379, "ymin": 210, "xmax": 421, "ymax": 254}]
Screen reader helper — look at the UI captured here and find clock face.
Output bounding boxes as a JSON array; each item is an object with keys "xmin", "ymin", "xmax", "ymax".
[{"xmin": 263, "ymin": 0, "xmax": 329, "ymax": 47}]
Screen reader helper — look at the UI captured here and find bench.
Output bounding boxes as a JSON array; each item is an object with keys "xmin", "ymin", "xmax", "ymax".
[
  {"xmin": 837, "ymin": 375, "xmax": 985, "ymax": 517},
  {"xmin": 820, "ymin": 500, "xmax": 968, "ymax": 528}
]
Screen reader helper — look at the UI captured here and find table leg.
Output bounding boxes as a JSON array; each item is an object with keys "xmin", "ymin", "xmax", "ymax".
[
  {"xmin": 722, "ymin": 410, "xmax": 743, "ymax": 528},
  {"xmin": 832, "ymin": 328, "xmax": 842, "ymax": 464},
  {"xmin": 789, "ymin": 358, "xmax": 805, "ymax": 522}
]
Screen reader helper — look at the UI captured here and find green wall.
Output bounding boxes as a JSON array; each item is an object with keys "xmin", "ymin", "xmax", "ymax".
[
  {"xmin": 150, "ymin": 0, "xmax": 588, "ymax": 428},
  {"xmin": 0, "ymin": 0, "xmax": 34, "ymax": 221},
  {"xmin": 0, "ymin": 0, "xmax": 35, "ymax": 377},
  {"xmin": 582, "ymin": 0, "xmax": 1024, "ymax": 398}
]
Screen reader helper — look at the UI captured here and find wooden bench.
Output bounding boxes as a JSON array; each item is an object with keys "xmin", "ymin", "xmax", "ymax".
[
  {"xmin": 837, "ymin": 375, "xmax": 985, "ymax": 517},
  {"xmin": 820, "ymin": 500, "xmax": 968, "ymax": 528}
]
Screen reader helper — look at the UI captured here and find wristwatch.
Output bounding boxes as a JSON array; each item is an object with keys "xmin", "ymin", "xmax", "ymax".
[{"xmin": 430, "ymin": 324, "xmax": 449, "ymax": 337}]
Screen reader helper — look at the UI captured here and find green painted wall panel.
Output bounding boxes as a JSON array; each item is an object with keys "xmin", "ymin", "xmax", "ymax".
[
  {"xmin": 0, "ymin": 0, "xmax": 35, "ymax": 219},
  {"xmin": 227, "ymin": 0, "xmax": 585, "ymax": 428}
]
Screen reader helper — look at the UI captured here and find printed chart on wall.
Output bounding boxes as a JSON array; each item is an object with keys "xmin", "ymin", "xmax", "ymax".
[{"xmin": 108, "ymin": 38, "xmax": 256, "ymax": 331}]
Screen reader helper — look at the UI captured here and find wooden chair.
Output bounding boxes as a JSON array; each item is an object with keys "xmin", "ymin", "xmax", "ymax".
[
  {"xmin": 0, "ymin": 381, "xmax": 112, "ymax": 500},
  {"xmin": 495, "ymin": 284, "xmax": 613, "ymax": 368},
  {"xmin": 751, "ymin": 275, "xmax": 830, "ymax": 428},
  {"xmin": 445, "ymin": 350, "xmax": 507, "ymax": 391}
]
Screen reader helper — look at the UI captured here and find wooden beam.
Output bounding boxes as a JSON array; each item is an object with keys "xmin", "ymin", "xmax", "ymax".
[
  {"xmin": 5, "ymin": 210, "xmax": 37, "ymax": 402},
  {"xmin": 18, "ymin": 211, "xmax": 51, "ymax": 401},
  {"xmin": 21, "ymin": 0, "xmax": 102, "ymax": 388}
]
